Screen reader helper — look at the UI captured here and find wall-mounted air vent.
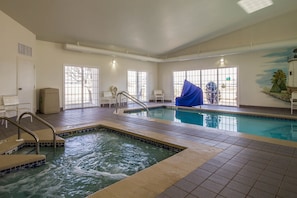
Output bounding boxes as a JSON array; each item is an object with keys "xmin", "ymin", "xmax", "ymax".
[{"xmin": 18, "ymin": 43, "xmax": 32, "ymax": 57}]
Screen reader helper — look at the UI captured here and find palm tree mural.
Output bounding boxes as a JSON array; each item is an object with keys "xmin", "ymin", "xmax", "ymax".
[{"xmin": 270, "ymin": 69, "xmax": 287, "ymax": 93}]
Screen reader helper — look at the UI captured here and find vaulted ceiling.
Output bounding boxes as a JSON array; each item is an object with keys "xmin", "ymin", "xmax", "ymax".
[{"xmin": 1, "ymin": 0, "xmax": 297, "ymax": 58}]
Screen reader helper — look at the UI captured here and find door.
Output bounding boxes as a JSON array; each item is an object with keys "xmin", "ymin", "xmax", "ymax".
[
  {"xmin": 64, "ymin": 65, "xmax": 99, "ymax": 109},
  {"xmin": 127, "ymin": 70, "xmax": 147, "ymax": 102},
  {"xmin": 17, "ymin": 57, "xmax": 35, "ymax": 112}
]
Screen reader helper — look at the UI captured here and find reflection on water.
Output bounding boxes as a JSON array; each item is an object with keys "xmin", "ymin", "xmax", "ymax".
[
  {"xmin": 205, "ymin": 114, "xmax": 220, "ymax": 128},
  {"xmin": 175, "ymin": 110, "xmax": 203, "ymax": 126},
  {"xmin": 128, "ymin": 107, "xmax": 297, "ymax": 142}
]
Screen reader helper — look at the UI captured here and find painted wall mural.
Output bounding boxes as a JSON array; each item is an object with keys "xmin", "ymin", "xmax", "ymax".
[{"xmin": 257, "ymin": 48, "xmax": 297, "ymax": 102}]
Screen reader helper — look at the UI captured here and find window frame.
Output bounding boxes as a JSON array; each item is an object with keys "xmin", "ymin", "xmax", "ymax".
[{"xmin": 173, "ymin": 67, "xmax": 238, "ymax": 106}]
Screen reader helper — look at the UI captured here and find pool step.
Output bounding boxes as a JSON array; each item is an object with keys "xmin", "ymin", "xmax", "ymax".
[
  {"xmin": 13, "ymin": 147, "xmax": 36, "ymax": 155},
  {"xmin": 0, "ymin": 129, "xmax": 65, "ymax": 155},
  {"xmin": 0, "ymin": 128, "xmax": 65, "ymax": 176},
  {"xmin": 0, "ymin": 155, "xmax": 46, "ymax": 176},
  {"xmin": 22, "ymin": 128, "xmax": 65, "ymax": 147}
]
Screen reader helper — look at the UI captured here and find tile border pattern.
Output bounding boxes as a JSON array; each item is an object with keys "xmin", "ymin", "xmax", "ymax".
[
  {"xmin": 0, "ymin": 159, "xmax": 45, "ymax": 176},
  {"xmin": 1, "ymin": 125, "xmax": 183, "ymax": 177}
]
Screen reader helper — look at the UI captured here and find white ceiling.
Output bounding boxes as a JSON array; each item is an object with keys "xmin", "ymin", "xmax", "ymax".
[{"xmin": 1, "ymin": 0, "xmax": 297, "ymax": 57}]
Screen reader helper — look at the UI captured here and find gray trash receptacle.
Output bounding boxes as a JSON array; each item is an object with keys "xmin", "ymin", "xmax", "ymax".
[{"xmin": 39, "ymin": 88, "xmax": 60, "ymax": 114}]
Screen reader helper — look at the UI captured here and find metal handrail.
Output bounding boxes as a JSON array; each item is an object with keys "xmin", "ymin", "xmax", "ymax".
[
  {"xmin": 116, "ymin": 91, "xmax": 150, "ymax": 115},
  {"xmin": 0, "ymin": 116, "xmax": 40, "ymax": 154},
  {"xmin": 18, "ymin": 112, "xmax": 57, "ymax": 148}
]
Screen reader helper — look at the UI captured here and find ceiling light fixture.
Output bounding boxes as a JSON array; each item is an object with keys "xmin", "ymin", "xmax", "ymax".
[
  {"xmin": 220, "ymin": 57, "xmax": 225, "ymax": 66},
  {"xmin": 237, "ymin": 0, "xmax": 273, "ymax": 14},
  {"xmin": 112, "ymin": 57, "xmax": 116, "ymax": 67}
]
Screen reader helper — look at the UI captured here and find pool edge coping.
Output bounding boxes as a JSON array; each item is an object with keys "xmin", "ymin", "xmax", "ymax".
[{"xmin": 118, "ymin": 105, "xmax": 297, "ymax": 148}]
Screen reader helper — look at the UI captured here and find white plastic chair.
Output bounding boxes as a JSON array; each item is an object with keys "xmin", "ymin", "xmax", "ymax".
[
  {"xmin": 154, "ymin": 90, "xmax": 164, "ymax": 103},
  {"xmin": 3, "ymin": 95, "xmax": 32, "ymax": 122},
  {"xmin": 291, "ymin": 91, "xmax": 297, "ymax": 114},
  {"xmin": 0, "ymin": 106, "xmax": 7, "ymax": 128},
  {"xmin": 101, "ymin": 91, "xmax": 116, "ymax": 108}
]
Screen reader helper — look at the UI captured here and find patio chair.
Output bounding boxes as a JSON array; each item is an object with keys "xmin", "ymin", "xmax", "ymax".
[
  {"xmin": 3, "ymin": 95, "xmax": 32, "ymax": 122},
  {"xmin": 101, "ymin": 91, "xmax": 116, "ymax": 108},
  {"xmin": 0, "ymin": 106, "xmax": 7, "ymax": 128},
  {"xmin": 154, "ymin": 90, "xmax": 164, "ymax": 103}
]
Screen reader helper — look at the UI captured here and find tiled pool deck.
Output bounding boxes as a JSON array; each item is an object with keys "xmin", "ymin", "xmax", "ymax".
[{"xmin": 1, "ymin": 104, "xmax": 297, "ymax": 197}]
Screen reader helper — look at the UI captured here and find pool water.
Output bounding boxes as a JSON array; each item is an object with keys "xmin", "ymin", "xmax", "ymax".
[
  {"xmin": 0, "ymin": 128, "xmax": 177, "ymax": 198},
  {"xmin": 127, "ymin": 107, "xmax": 297, "ymax": 142}
]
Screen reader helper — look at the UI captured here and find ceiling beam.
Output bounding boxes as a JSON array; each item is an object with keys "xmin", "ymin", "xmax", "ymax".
[{"xmin": 65, "ymin": 39, "xmax": 297, "ymax": 63}]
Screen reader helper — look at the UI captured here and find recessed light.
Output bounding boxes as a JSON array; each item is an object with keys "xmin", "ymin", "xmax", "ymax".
[{"xmin": 237, "ymin": 0, "xmax": 273, "ymax": 14}]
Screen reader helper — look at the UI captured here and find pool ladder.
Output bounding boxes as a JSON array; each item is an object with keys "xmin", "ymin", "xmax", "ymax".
[
  {"xmin": 18, "ymin": 112, "xmax": 57, "ymax": 149},
  {"xmin": 116, "ymin": 91, "xmax": 150, "ymax": 115},
  {"xmin": 0, "ymin": 116, "xmax": 40, "ymax": 154},
  {"xmin": 0, "ymin": 112, "xmax": 58, "ymax": 154}
]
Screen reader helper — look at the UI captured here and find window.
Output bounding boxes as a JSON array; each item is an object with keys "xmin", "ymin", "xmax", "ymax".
[
  {"xmin": 127, "ymin": 71, "xmax": 147, "ymax": 101},
  {"xmin": 173, "ymin": 70, "xmax": 200, "ymax": 98},
  {"xmin": 64, "ymin": 65, "xmax": 99, "ymax": 109},
  {"xmin": 173, "ymin": 71, "xmax": 186, "ymax": 98},
  {"xmin": 187, "ymin": 70, "xmax": 201, "ymax": 86},
  {"xmin": 218, "ymin": 67, "xmax": 237, "ymax": 106},
  {"xmin": 173, "ymin": 67, "xmax": 237, "ymax": 106},
  {"xmin": 201, "ymin": 69, "xmax": 218, "ymax": 104}
]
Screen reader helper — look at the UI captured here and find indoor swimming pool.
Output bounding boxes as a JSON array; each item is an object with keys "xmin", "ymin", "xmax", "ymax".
[
  {"xmin": 0, "ymin": 128, "xmax": 178, "ymax": 197},
  {"xmin": 126, "ymin": 106, "xmax": 297, "ymax": 142}
]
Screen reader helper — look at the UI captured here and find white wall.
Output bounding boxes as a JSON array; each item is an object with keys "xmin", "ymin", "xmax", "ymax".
[
  {"xmin": 159, "ymin": 48, "xmax": 293, "ymax": 108},
  {"xmin": 0, "ymin": 10, "xmax": 35, "ymax": 103},
  {"xmin": 35, "ymin": 41, "xmax": 158, "ymax": 109}
]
